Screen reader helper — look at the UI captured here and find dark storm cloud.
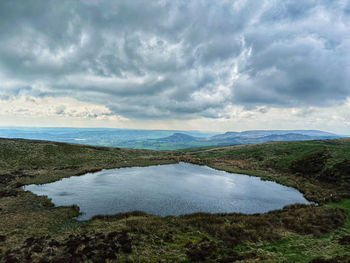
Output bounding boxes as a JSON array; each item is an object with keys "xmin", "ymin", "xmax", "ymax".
[
  {"xmin": 0, "ymin": 0, "xmax": 349, "ymax": 119},
  {"xmin": 233, "ymin": 0, "xmax": 350, "ymax": 107}
]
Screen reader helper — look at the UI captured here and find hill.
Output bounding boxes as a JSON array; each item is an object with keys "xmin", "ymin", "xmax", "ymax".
[
  {"xmin": 157, "ymin": 132, "xmax": 199, "ymax": 142},
  {"xmin": 118, "ymin": 129, "xmax": 341, "ymax": 150},
  {"xmin": 0, "ymin": 138, "xmax": 349, "ymax": 262},
  {"xmin": 0, "ymin": 127, "xmax": 216, "ymax": 148},
  {"xmin": 212, "ymin": 129, "xmax": 338, "ymax": 138},
  {"xmin": 0, "ymin": 127, "xmax": 341, "ymax": 150}
]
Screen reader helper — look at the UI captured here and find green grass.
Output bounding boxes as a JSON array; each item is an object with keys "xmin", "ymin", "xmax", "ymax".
[
  {"xmin": 118, "ymin": 140, "xmax": 217, "ymax": 150},
  {"xmin": 329, "ymin": 198, "xmax": 350, "ymax": 234},
  {"xmin": 232, "ymin": 198, "xmax": 350, "ymax": 262}
]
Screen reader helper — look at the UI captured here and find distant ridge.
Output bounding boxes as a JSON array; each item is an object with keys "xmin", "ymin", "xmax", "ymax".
[
  {"xmin": 128, "ymin": 129, "xmax": 340, "ymax": 149},
  {"xmin": 158, "ymin": 133, "xmax": 198, "ymax": 142},
  {"xmin": 213, "ymin": 130, "xmax": 338, "ymax": 139},
  {"xmin": 0, "ymin": 127, "xmax": 341, "ymax": 150}
]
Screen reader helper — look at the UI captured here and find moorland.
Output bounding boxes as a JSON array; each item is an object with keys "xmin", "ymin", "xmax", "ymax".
[{"xmin": 0, "ymin": 137, "xmax": 350, "ymax": 262}]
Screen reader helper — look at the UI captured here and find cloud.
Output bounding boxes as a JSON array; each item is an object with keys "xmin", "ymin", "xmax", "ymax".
[
  {"xmin": 0, "ymin": 96, "xmax": 126, "ymax": 121},
  {"xmin": 234, "ymin": 1, "xmax": 350, "ymax": 107},
  {"xmin": 0, "ymin": 0, "xmax": 349, "ymax": 124}
]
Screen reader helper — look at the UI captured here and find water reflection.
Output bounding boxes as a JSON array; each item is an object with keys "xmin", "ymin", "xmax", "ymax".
[{"xmin": 24, "ymin": 162, "xmax": 309, "ymax": 220}]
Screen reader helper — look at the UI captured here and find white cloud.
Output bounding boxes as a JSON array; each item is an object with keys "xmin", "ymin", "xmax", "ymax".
[{"xmin": 0, "ymin": 96, "xmax": 127, "ymax": 121}]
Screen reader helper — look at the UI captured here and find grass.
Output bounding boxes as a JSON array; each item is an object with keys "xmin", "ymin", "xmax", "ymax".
[
  {"xmin": 329, "ymin": 198, "xmax": 350, "ymax": 234},
  {"xmin": 0, "ymin": 137, "xmax": 350, "ymax": 262},
  {"xmin": 184, "ymin": 139, "xmax": 350, "ymax": 203},
  {"xmin": 235, "ymin": 198, "xmax": 350, "ymax": 262}
]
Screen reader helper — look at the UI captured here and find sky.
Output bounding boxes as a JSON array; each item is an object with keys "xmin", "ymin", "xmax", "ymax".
[{"xmin": 0, "ymin": 0, "xmax": 349, "ymax": 134}]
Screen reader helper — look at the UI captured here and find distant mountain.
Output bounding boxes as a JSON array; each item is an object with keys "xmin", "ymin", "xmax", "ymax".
[
  {"xmin": 212, "ymin": 130, "xmax": 338, "ymax": 140},
  {"xmin": 214, "ymin": 133, "xmax": 338, "ymax": 145},
  {"xmin": 0, "ymin": 127, "xmax": 217, "ymax": 147},
  {"xmin": 157, "ymin": 133, "xmax": 199, "ymax": 142},
  {"xmin": 119, "ymin": 130, "xmax": 341, "ymax": 149},
  {"xmin": 0, "ymin": 127, "xmax": 341, "ymax": 150}
]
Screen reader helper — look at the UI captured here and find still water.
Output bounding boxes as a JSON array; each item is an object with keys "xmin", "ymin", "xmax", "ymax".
[{"xmin": 24, "ymin": 162, "xmax": 309, "ymax": 220}]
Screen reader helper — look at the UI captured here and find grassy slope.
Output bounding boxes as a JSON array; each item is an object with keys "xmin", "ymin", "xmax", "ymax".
[
  {"xmin": 184, "ymin": 139, "xmax": 350, "ymax": 203},
  {"xmin": 235, "ymin": 198, "xmax": 350, "ymax": 262},
  {"xmin": 0, "ymin": 138, "xmax": 349, "ymax": 262},
  {"xmin": 0, "ymin": 138, "xmax": 179, "ymax": 185},
  {"xmin": 116, "ymin": 139, "xmax": 217, "ymax": 150}
]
